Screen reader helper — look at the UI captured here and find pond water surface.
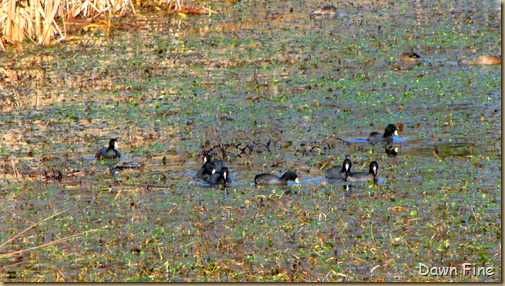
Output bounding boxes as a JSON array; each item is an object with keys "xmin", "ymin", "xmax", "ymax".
[{"xmin": 0, "ymin": 0, "xmax": 501, "ymax": 282}]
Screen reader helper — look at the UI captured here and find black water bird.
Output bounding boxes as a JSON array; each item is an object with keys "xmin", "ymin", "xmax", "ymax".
[
  {"xmin": 196, "ymin": 161, "xmax": 216, "ymax": 181},
  {"xmin": 345, "ymin": 161, "xmax": 379, "ymax": 182},
  {"xmin": 203, "ymin": 154, "xmax": 224, "ymax": 170},
  {"xmin": 96, "ymin": 139, "xmax": 121, "ymax": 160},
  {"xmin": 367, "ymin": 124, "xmax": 398, "ymax": 144},
  {"xmin": 255, "ymin": 171, "xmax": 299, "ymax": 185},
  {"xmin": 209, "ymin": 167, "xmax": 230, "ymax": 186},
  {"xmin": 325, "ymin": 158, "xmax": 352, "ymax": 179}
]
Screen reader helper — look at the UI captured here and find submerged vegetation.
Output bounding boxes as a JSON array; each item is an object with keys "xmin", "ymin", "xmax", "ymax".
[{"xmin": 0, "ymin": 0, "xmax": 501, "ymax": 282}]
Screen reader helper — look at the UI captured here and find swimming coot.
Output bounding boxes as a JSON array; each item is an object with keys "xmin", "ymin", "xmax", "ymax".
[
  {"xmin": 324, "ymin": 158, "xmax": 351, "ymax": 179},
  {"xmin": 367, "ymin": 124, "xmax": 398, "ymax": 143},
  {"xmin": 345, "ymin": 161, "xmax": 379, "ymax": 182},
  {"xmin": 208, "ymin": 167, "xmax": 230, "ymax": 186},
  {"xmin": 196, "ymin": 161, "xmax": 216, "ymax": 181},
  {"xmin": 255, "ymin": 171, "xmax": 299, "ymax": 185},
  {"xmin": 203, "ymin": 153, "xmax": 224, "ymax": 170},
  {"xmin": 96, "ymin": 139, "xmax": 121, "ymax": 160}
]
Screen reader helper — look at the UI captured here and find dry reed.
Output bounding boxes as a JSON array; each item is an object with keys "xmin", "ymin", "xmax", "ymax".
[
  {"xmin": 0, "ymin": 0, "xmax": 143, "ymax": 50},
  {"xmin": 0, "ymin": 208, "xmax": 105, "ymax": 260}
]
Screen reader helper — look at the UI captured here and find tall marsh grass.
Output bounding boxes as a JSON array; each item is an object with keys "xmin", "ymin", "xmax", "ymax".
[{"xmin": 0, "ymin": 0, "xmax": 144, "ymax": 50}]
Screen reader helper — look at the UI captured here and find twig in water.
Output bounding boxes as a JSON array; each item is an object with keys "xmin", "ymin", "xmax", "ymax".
[
  {"xmin": 0, "ymin": 228, "xmax": 104, "ymax": 259},
  {"xmin": 0, "ymin": 208, "xmax": 69, "ymax": 250}
]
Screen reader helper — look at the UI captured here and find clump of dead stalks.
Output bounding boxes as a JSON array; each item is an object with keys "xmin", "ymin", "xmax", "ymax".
[
  {"xmin": 0, "ymin": 0, "xmax": 189, "ymax": 51},
  {"xmin": 0, "ymin": 0, "xmax": 133, "ymax": 49}
]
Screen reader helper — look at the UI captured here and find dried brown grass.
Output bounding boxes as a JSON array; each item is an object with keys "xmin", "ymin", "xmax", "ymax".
[{"xmin": 0, "ymin": 0, "xmax": 139, "ymax": 50}]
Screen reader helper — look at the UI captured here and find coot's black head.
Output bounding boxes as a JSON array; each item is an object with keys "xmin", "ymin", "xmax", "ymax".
[
  {"xmin": 343, "ymin": 158, "xmax": 352, "ymax": 173},
  {"xmin": 220, "ymin": 167, "xmax": 229, "ymax": 180},
  {"xmin": 204, "ymin": 162, "xmax": 216, "ymax": 175},
  {"xmin": 384, "ymin": 124, "xmax": 398, "ymax": 137},
  {"xmin": 109, "ymin": 138, "xmax": 119, "ymax": 150},
  {"xmin": 282, "ymin": 171, "xmax": 299, "ymax": 183},
  {"xmin": 369, "ymin": 161, "xmax": 379, "ymax": 176},
  {"xmin": 202, "ymin": 154, "xmax": 212, "ymax": 164}
]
